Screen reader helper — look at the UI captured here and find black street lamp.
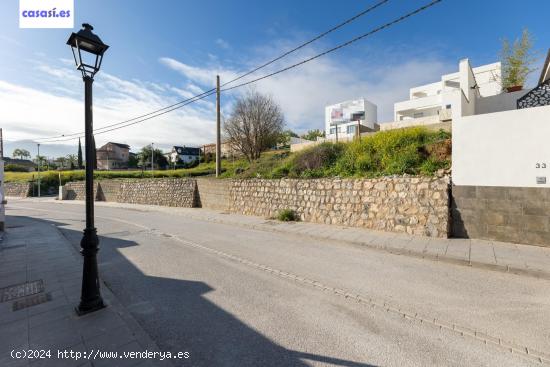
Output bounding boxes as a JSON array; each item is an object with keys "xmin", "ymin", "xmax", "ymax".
[{"xmin": 67, "ymin": 23, "xmax": 109, "ymax": 315}]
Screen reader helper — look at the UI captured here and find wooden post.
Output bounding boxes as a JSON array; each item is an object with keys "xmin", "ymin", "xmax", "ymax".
[{"xmin": 216, "ymin": 75, "xmax": 221, "ymax": 177}]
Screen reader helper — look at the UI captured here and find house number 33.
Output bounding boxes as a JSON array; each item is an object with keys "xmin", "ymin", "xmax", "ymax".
[{"xmin": 536, "ymin": 163, "xmax": 547, "ymax": 168}]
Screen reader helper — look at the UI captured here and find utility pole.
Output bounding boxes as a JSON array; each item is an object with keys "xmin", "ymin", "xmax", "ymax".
[
  {"xmin": 151, "ymin": 143, "xmax": 154, "ymax": 177},
  {"xmin": 216, "ymin": 75, "xmax": 221, "ymax": 177},
  {"xmin": 37, "ymin": 143, "xmax": 41, "ymax": 197},
  {"xmin": 0, "ymin": 128, "xmax": 4, "ymax": 158}
]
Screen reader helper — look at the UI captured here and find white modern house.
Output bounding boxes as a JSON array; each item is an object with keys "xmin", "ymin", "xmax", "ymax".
[
  {"xmin": 168, "ymin": 146, "xmax": 201, "ymax": 165},
  {"xmin": 291, "ymin": 57, "xmax": 539, "ymax": 153},
  {"xmin": 324, "ymin": 98, "xmax": 378, "ymax": 140},
  {"xmin": 388, "ymin": 59, "xmax": 528, "ymax": 131}
]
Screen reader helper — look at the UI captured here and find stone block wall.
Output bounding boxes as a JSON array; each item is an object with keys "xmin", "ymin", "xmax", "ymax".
[
  {"xmin": 4, "ymin": 182, "xmax": 32, "ymax": 197},
  {"xmin": 63, "ymin": 176, "xmax": 450, "ymax": 237},
  {"xmin": 97, "ymin": 180, "xmax": 123, "ymax": 202},
  {"xmin": 64, "ymin": 178, "xmax": 197, "ymax": 207},
  {"xmin": 452, "ymin": 185, "xmax": 550, "ymax": 247},
  {"xmin": 195, "ymin": 178, "xmax": 231, "ymax": 211},
  {"xmin": 63, "ymin": 181, "xmax": 99, "ymax": 200},
  {"xmin": 229, "ymin": 177, "xmax": 450, "ymax": 237},
  {"xmin": 115, "ymin": 178, "xmax": 197, "ymax": 207}
]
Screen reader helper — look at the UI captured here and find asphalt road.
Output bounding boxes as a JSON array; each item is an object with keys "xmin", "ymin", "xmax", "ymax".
[{"xmin": 8, "ymin": 199, "xmax": 550, "ymax": 367}]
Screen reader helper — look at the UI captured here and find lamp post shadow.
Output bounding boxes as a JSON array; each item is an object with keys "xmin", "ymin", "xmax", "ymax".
[{"xmin": 28, "ymin": 215, "xmax": 377, "ymax": 367}]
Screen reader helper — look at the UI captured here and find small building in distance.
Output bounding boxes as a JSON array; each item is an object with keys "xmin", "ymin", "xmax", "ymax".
[
  {"xmin": 202, "ymin": 141, "xmax": 239, "ymax": 158},
  {"xmin": 96, "ymin": 142, "xmax": 130, "ymax": 170},
  {"xmin": 168, "ymin": 146, "xmax": 201, "ymax": 165},
  {"xmin": 2, "ymin": 157, "xmax": 37, "ymax": 171},
  {"xmin": 325, "ymin": 98, "xmax": 379, "ymax": 141}
]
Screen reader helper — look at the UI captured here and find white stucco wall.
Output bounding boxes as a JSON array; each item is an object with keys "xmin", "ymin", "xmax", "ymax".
[
  {"xmin": 475, "ymin": 89, "xmax": 528, "ymax": 115},
  {"xmin": 453, "ymin": 105, "xmax": 550, "ymax": 187}
]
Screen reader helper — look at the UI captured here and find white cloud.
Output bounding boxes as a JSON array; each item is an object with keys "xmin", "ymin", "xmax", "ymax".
[
  {"xmin": 0, "ymin": 39, "xmax": 455, "ymax": 158},
  {"xmin": 158, "ymin": 50, "xmax": 453, "ymax": 131},
  {"xmin": 0, "ymin": 63, "xmax": 217, "ymax": 153},
  {"xmin": 215, "ymin": 38, "xmax": 231, "ymax": 50}
]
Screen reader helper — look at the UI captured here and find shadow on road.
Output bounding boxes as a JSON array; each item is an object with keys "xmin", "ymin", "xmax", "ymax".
[{"xmin": 12, "ymin": 214, "xmax": 377, "ymax": 367}]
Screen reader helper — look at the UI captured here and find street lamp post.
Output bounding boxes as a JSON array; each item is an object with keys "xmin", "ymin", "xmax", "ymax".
[
  {"xmin": 37, "ymin": 143, "xmax": 41, "ymax": 197},
  {"xmin": 67, "ymin": 23, "xmax": 109, "ymax": 315},
  {"xmin": 151, "ymin": 143, "xmax": 154, "ymax": 176}
]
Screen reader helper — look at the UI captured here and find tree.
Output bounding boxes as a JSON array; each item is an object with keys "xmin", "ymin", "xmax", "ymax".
[
  {"xmin": 66, "ymin": 154, "xmax": 78, "ymax": 170},
  {"xmin": 128, "ymin": 153, "xmax": 139, "ymax": 169},
  {"xmin": 500, "ymin": 29, "xmax": 538, "ymax": 90},
  {"xmin": 277, "ymin": 130, "xmax": 299, "ymax": 147},
  {"xmin": 55, "ymin": 156, "xmax": 67, "ymax": 169},
  {"xmin": 12, "ymin": 148, "xmax": 31, "ymax": 160},
  {"xmin": 77, "ymin": 138, "xmax": 83, "ymax": 169},
  {"xmin": 34, "ymin": 155, "xmax": 47, "ymax": 170},
  {"xmin": 224, "ymin": 90, "xmax": 284, "ymax": 161},
  {"xmin": 138, "ymin": 146, "xmax": 168, "ymax": 169},
  {"xmin": 301, "ymin": 129, "xmax": 325, "ymax": 141}
]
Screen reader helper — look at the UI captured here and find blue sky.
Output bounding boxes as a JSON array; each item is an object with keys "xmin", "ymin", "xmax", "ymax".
[{"xmin": 0, "ymin": 0, "xmax": 548, "ymax": 157}]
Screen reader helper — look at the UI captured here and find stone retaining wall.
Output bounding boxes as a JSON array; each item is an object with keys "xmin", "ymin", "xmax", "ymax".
[
  {"xmin": 62, "ymin": 176, "xmax": 451, "ymax": 237},
  {"xmin": 452, "ymin": 185, "xmax": 550, "ymax": 247},
  {"xmin": 228, "ymin": 177, "xmax": 450, "ymax": 237},
  {"xmin": 4, "ymin": 182, "xmax": 32, "ymax": 197},
  {"xmin": 63, "ymin": 181, "xmax": 99, "ymax": 200},
  {"xmin": 195, "ymin": 178, "xmax": 231, "ymax": 211},
  {"xmin": 114, "ymin": 178, "xmax": 197, "ymax": 207},
  {"xmin": 64, "ymin": 178, "xmax": 197, "ymax": 207}
]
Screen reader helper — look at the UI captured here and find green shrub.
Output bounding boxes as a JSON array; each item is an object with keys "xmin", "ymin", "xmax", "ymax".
[
  {"xmin": 419, "ymin": 157, "xmax": 449, "ymax": 175},
  {"xmin": 277, "ymin": 209, "xmax": 298, "ymax": 221},
  {"xmin": 5, "ymin": 164, "xmax": 29, "ymax": 172}
]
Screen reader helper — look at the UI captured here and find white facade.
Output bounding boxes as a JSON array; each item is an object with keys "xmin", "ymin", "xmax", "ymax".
[
  {"xmin": 325, "ymin": 98, "xmax": 378, "ymax": 140},
  {"xmin": 453, "ymin": 105, "xmax": 550, "ymax": 188},
  {"xmin": 169, "ymin": 146, "xmax": 200, "ymax": 164},
  {"xmin": 393, "ymin": 61, "xmax": 502, "ymax": 122}
]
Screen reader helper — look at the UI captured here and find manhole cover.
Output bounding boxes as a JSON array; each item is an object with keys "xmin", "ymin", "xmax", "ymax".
[
  {"xmin": 0, "ymin": 280, "xmax": 44, "ymax": 302},
  {"xmin": 12, "ymin": 293, "xmax": 52, "ymax": 311}
]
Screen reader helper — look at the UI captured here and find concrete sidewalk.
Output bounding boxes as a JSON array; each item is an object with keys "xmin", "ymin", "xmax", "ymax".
[
  {"xmin": 0, "ymin": 214, "xmax": 171, "ymax": 367},
  {"xmin": 47, "ymin": 198, "xmax": 550, "ymax": 281}
]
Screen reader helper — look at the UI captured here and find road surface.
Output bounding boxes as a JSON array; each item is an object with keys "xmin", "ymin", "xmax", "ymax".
[{"xmin": 8, "ymin": 199, "xmax": 550, "ymax": 366}]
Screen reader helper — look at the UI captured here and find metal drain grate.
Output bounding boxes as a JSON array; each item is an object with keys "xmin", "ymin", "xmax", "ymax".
[
  {"xmin": 0, "ymin": 280, "xmax": 45, "ymax": 302},
  {"xmin": 12, "ymin": 293, "xmax": 52, "ymax": 311}
]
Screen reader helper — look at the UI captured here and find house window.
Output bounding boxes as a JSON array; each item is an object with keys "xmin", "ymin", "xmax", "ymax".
[
  {"xmin": 413, "ymin": 112, "xmax": 424, "ymax": 118},
  {"xmin": 346, "ymin": 125, "xmax": 356, "ymax": 134},
  {"xmin": 446, "ymin": 104, "xmax": 452, "ymax": 109},
  {"xmin": 330, "ymin": 128, "xmax": 336, "ymax": 134}
]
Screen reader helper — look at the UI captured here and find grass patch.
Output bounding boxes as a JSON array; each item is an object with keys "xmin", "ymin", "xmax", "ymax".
[
  {"xmin": 277, "ymin": 209, "xmax": 298, "ymax": 221},
  {"xmin": 5, "ymin": 127, "xmax": 451, "ymax": 191}
]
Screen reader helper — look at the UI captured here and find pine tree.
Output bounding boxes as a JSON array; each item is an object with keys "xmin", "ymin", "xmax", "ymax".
[{"xmin": 77, "ymin": 138, "xmax": 83, "ymax": 169}]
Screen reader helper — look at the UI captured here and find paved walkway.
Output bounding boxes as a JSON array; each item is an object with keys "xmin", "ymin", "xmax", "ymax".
[
  {"xmin": 0, "ymin": 214, "xmax": 170, "ymax": 367},
  {"xmin": 50, "ymin": 198, "xmax": 550, "ymax": 280}
]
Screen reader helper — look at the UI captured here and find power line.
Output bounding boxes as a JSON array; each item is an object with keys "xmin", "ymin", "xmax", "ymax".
[
  {"xmin": 220, "ymin": 0, "xmax": 390, "ymax": 87},
  {"xmin": 35, "ymin": 88, "xmax": 216, "ymax": 142},
  {"xmin": 36, "ymin": 1, "xmax": 391, "ymax": 143},
  {"xmin": 222, "ymin": 0, "xmax": 442, "ymax": 92},
  {"xmin": 38, "ymin": 0, "xmax": 441, "ymax": 143},
  {"xmin": 42, "ymin": 90, "xmax": 216, "ymax": 142}
]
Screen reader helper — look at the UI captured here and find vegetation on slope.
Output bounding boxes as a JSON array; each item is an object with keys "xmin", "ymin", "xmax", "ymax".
[
  {"xmin": 5, "ymin": 127, "xmax": 451, "ymax": 192},
  {"xmin": 224, "ymin": 127, "xmax": 451, "ymax": 179}
]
